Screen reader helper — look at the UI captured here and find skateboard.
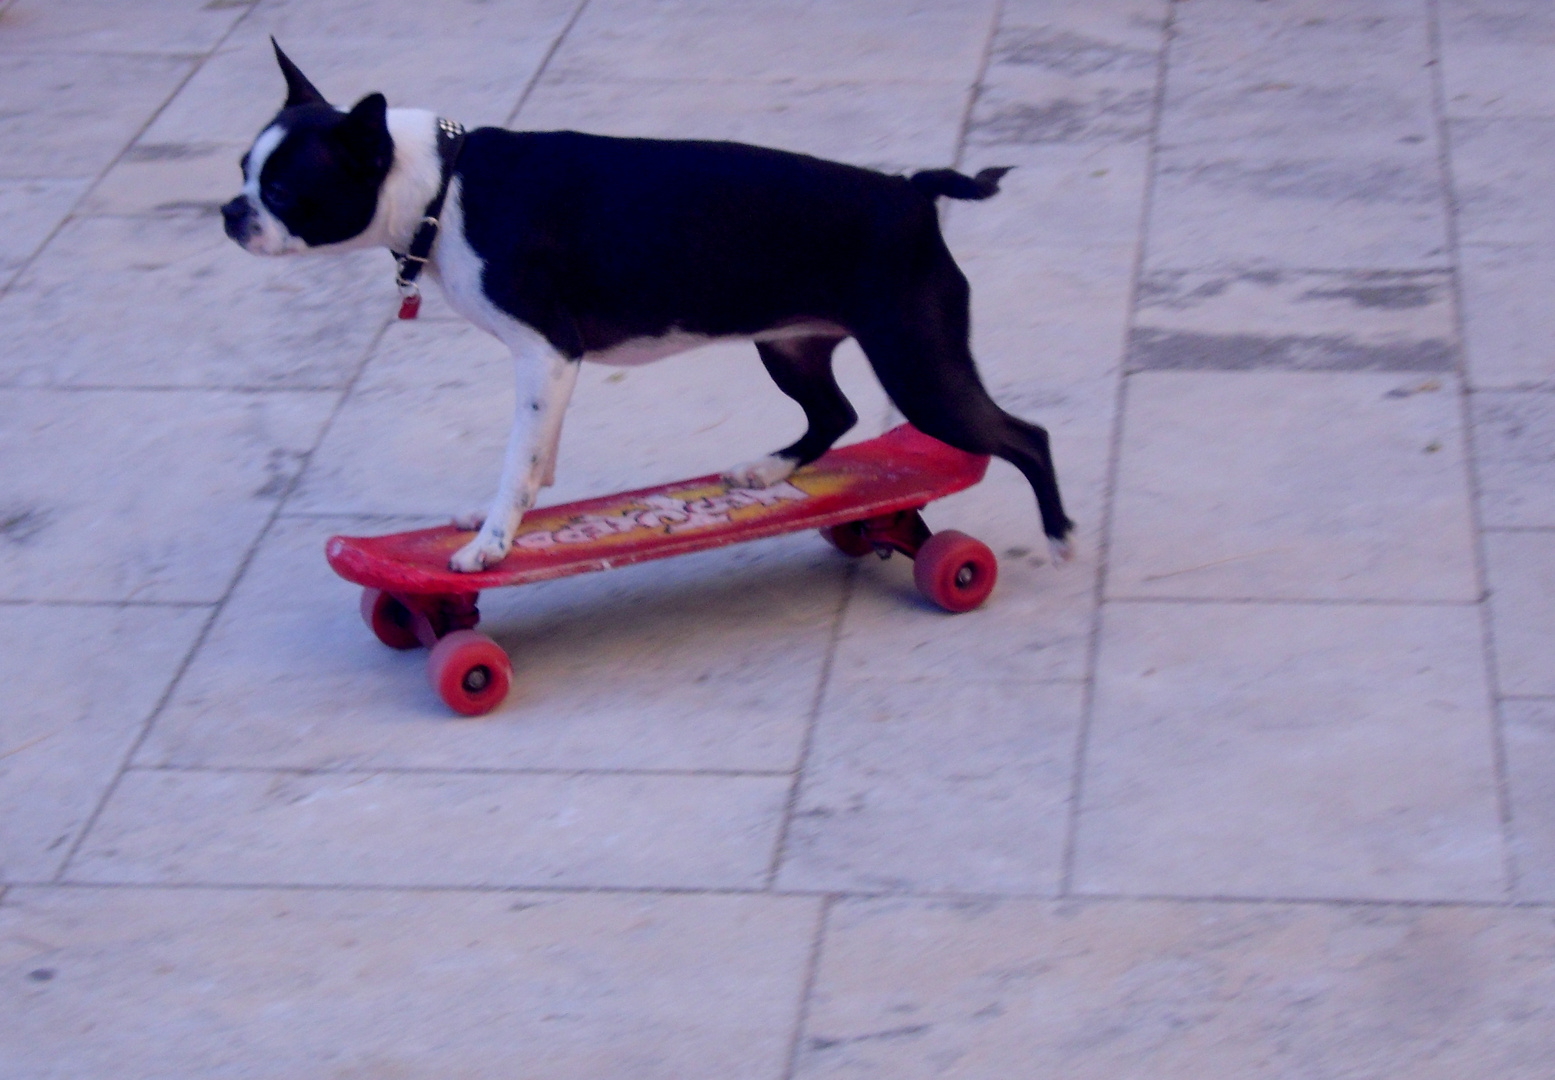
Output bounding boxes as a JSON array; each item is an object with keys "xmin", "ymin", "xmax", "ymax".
[{"xmin": 327, "ymin": 424, "xmax": 996, "ymax": 715}]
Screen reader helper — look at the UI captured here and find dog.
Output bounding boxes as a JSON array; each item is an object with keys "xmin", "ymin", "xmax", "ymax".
[{"xmin": 222, "ymin": 42, "xmax": 1074, "ymax": 573}]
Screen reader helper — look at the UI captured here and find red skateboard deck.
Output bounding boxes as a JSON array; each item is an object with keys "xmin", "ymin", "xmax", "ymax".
[{"xmin": 327, "ymin": 424, "xmax": 997, "ymax": 715}]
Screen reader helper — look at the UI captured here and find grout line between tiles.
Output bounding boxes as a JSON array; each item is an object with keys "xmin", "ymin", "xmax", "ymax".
[
  {"xmin": 504, "ymin": 0, "xmax": 592, "ymax": 125},
  {"xmin": 131, "ymin": 762, "xmax": 793, "ymax": 781},
  {"xmin": 1138, "ymin": 264, "xmax": 1463, "ymax": 276},
  {"xmin": 1103, "ymin": 593, "xmax": 1483, "ymax": 607},
  {"xmin": 1444, "ymin": 113, "xmax": 1555, "ymax": 124},
  {"xmin": 781, "ymin": 894, "xmax": 834, "ymax": 1080},
  {"xmin": 1057, "ymin": 0, "xmax": 1177, "ymax": 898},
  {"xmin": 949, "ymin": 0, "xmax": 1004, "ymax": 172},
  {"xmin": 1427, "ymin": 0, "xmax": 1519, "ymax": 898},
  {"xmin": 1470, "ymin": 386, "xmax": 1555, "ymax": 397},
  {"xmin": 765, "ymin": 565, "xmax": 856, "ymax": 890},
  {"xmin": 3, "ymin": 383, "xmax": 348, "ymax": 394},
  {"xmin": 15, "ymin": 878, "xmax": 1555, "ymax": 915},
  {"xmin": 0, "ymin": 598, "xmax": 216, "ymax": 609}
]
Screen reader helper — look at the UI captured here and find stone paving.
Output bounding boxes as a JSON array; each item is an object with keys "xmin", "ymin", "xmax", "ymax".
[{"xmin": 2, "ymin": 0, "xmax": 1554, "ymax": 1075}]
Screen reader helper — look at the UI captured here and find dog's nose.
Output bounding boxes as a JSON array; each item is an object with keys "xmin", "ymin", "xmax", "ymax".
[{"xmin": 220, "ymin": 197, "xmax": 251, "ymax": 242}]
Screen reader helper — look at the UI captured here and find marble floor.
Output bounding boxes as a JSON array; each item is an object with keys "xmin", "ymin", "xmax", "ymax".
[{"xmin": 3, "ymin": 1, "xmax": 1554, "ymax": 1076}]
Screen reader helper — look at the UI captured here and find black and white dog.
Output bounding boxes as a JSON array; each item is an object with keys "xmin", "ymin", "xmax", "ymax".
[{"xmin": 222, "ymin": 43, "xmax": 1073, "ymax": 572}]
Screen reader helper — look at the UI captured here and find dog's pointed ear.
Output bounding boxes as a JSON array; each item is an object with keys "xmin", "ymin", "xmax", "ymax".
[
  {"xmin": 334, "ymin": 92, "xmax": 394, "ymax": 175},
  {"xmin": 272, "ymin": 38, "xmax": 326, "ymax": 107}
]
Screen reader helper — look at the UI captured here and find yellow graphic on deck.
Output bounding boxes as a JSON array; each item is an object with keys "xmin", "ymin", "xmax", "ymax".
[{"xmin": 510, "ymin": 471, "xmax": 853, "ymax": 551}]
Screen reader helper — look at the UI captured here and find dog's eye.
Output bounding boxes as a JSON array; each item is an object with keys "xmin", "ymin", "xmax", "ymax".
[{"xmin": 262, "ymin": 181, "xmax": 296, "ymax": 212}]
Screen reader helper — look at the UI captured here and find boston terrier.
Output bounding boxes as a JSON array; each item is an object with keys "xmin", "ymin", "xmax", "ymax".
[{"xmin": 222, "ymin": 42, "xmax": 1074, "ymax": 572}]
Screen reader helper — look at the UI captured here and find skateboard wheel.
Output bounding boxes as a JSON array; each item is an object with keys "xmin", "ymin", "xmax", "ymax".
[
  {"xmin": 912, "ymin": 530, "xmax": 997, "ymax": 613},
  {"xmin": 360, "ymin": 588, "xmax": 420, "ymax": 650},
  {"xmin": 821, "ymin": 522, "xmax": 873, "ymax": 557},
  {"xmin": 427, "ymin": 630, "xmax": 512, "ymax": 716}
]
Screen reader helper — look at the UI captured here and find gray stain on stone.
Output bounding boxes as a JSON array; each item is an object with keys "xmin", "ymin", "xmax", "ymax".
[
  {"xmin": 1299, "ymin": 281, "xmax": 1438, "ymax": 309},
  {"xmin": 0, "ymin": 506, "xmax": 51, "ymax": 544},
  {"xmin": 970, "ymin": 90, "xmax": 1153, "ymax": 145},
  {"xmin": 1137, "ymin": 270, "xmax": 1447, "ymax": 312},
  {"xmin": 1137, "ymin": 273, "xmax": 1237, "ymax": 310},
  {"xmin": 992, "ymin": 27, "xmax": 1156, "ymax": 76},
  {"xmin": 1127, "ymin": 328, "xmax": 1457, "ymax": 373},
  {"xmin": 124, "ymin": 143, "xmax": 219, "ymax": 162},
  {"xmin": 1162, "ymin": 157, "xmax": 1441, "ymax": 205}
]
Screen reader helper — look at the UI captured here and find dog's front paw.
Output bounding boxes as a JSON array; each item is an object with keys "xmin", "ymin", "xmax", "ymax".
[
  {"xmin": 449, "ymin": 530, "xmax": 510, "ymax": 572},
  {"xmin": 451, "ymin": 509, "xmax": 486, "ymax": 531},
  {"xmin": 723, "ymin": 455, "xmax": 797, "ymax": 489},
  {"xmin": 1048, "ymin": 535, "xmax": 1075, "ymax": 565}
]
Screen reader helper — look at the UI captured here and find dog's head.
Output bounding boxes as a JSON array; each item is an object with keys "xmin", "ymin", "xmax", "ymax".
[{"xmin": 221, "ymin": 41, "xmax": 394, "ymax": 255}]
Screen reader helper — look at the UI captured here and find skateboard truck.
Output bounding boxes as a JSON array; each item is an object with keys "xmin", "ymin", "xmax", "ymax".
[{"xmin": 822, "ymin": 508, "xmax": 933, "ymax": 560}]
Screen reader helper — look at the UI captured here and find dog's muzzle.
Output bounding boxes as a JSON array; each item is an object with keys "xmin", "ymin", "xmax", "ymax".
[{"xmin": 221, "ymin": 196, "xmax": 256, "ymax": 243}]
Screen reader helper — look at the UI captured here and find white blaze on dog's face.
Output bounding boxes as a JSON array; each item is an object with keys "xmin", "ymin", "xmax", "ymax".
[
  {"xmin": 234, "ymin": 123, "xmax": 298, "ymax": 254},
  {"xmin": 220, "ymin": 41, "xmax": 394, "ymax": 256}
]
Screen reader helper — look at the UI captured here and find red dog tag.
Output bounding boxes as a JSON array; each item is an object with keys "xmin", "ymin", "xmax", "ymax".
[{"xmin": 398, "ymin": 293, "xmax": 422, "ymax": 320}]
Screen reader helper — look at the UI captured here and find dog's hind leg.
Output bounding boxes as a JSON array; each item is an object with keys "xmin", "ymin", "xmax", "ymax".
[
  {"xmin": 853, "ymin": 276, "xmax": 1075, "ymax": 560},
  {"xmin": 450, "ymin": 334, "xmax": 580, "ymax": 572},
  {"xmin": 724, "ymin": 335, "xmax": 855, "ymax": 488}
]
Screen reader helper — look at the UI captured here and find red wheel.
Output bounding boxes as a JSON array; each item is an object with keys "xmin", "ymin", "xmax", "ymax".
[
  {"xmin": 912, "ymin": 530, "xmax": 998, "ymax": 613},
  {"xmin": 427, "ymin": 630, "xmax": 512, "ymax": 716},
  {"xmin": 360, "ymin": 588, "xmax": 419, "ymax": 650},
  {"xmin": 821, "ymin": 522, "xmax": 874, "ymax": 557}
]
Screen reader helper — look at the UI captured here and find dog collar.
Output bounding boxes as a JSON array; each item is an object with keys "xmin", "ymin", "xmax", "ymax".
[{"xmin": 392, "ymin": 117, "xmax": 466, "ymax": 319}]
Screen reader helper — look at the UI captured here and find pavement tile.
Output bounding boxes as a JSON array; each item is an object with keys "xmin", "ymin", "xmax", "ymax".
[
  {"xmin": 965, "ymin": 0, "xmax": 1163, "ymax": 149},
  {"xmin": 1472, "ymin": 390, "xmax": 1555, "ymax": 528},
  {"xmin": 1483, "ymin": 530, "xmax": 1555, "ymax": 697},
  {"xmin": 0, "ymin": 885, "xmax": 817, "ymax": 1080},
  {"xmin": 0, "ymin": 51, "xmax": 195, "ymax": 180},
  {"xmin": 1147, "ymin": 144, "xmax": 1450, "ymax": 271},
  {"xmin": 290, "ymin": 318, "xmax": 892, "ymax": 516},
  {"xmin": 1504, "ymin": 699, "xmax": 1555, "ymax": 902},
  {"xmin": 140, "ymin": 516, "xmax": 839, "ymax": 773},
  {"xmin": 247, "ymin": 0, "xmax": 581, "ymax": 48},
  {"xmin": 1450, "ymin": 119, "xmax": 1555, "ymax": 246},
  {"xmin": 140, "ymin": 18, "xmax": 571, "ymax": 146},
  {"xmin": 518, "ymin": 76, "xmax": 966, "ymax": 173},
  {"xmin": 0, "ymin": 606, "xmax": 205, "ymax": 882},
  {"xmin": 0, "ymin": 0, "xmax": 246, "ymax": 55},
  {"xmin": 0, "ymin": 388, "xmax": 331, "ymax": 603},
  {"xmin": 1160, "ymin": 0, "xmax": 1437, "ymax": 149},
  {"xmin": 1129, "ymin": 269, "xmax": 1457, "ymax": 373},
  {"xmin": 0, "ymin": 178, "xmax": 86, "ymax": 275},
  {"xmin": 0, "ymin": 214, "xmax": 387, "ymax": 389},
  {"xmin": 68, "ymin": 766, "xmax": 791, "ymax": 889},
  {"xmin": 798, "ymin": 897, "xmax": 1555, "ymax": 1079},
  {"xmin": 1441, "ymin": 0, "xmax": 1555, "ymax": 118},
  {"xmin": 1146, "ymin": 0, "xmax": 1447, "ymax": 271},
  {"xmin": 1459, "ymin": 244, "xmax": 1555, "ymax": 389},
  {"xmin": 777, "ymin": 680, "xmax": 1081, "ymax": 895},
  {"xmin": 550, "ymin": 0, "xmax": 997, "ymax": 84},
  {"xmin": 1107, "ymin": 372, "xmax": 1479, "ymax": 602},
  {"xmin": 1074, "ymin": 601, "xmax": 1505, "ymax": 902}
]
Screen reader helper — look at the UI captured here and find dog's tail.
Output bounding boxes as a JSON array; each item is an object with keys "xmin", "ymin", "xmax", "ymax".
[{"xmin": 909, "ymin": 166, "xmax": 1012, "ymax": 201}]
